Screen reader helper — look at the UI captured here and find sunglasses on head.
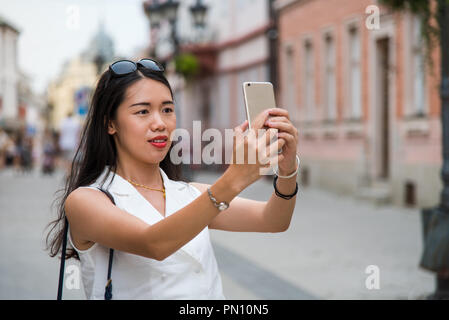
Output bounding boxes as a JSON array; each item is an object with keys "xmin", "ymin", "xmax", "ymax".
[{"xmin": 109, "ymin": 58, "xmax": 165, "ymax": 77}]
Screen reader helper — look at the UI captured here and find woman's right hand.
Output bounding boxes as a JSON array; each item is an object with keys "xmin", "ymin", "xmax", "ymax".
[{"xmin": 226, "ymin": 116, "xmax": 286, "ymax": 191}]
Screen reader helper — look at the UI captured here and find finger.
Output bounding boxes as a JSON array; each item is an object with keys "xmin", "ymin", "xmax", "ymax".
[
  {"xmin": 269, "ymin": 136, "xmax": 286, "ymax": 156},
  {"xmin": 277, "ymin": 132, "xmax": 297, "ymax": 146},
  {"xmin": 260, "ymin": 136, "xmax": 285, "ymax": 164},
  {"xmin": 257, "ymin": 128, "xmax": 278, "ymax": 151},
  {"xmin": 266, "ymin": 127, "xmax": 278, "ymax": 146},
  {"xmin": 252, "ymin": 109, "xmax": 272, "ymax": 130},
  {"xmin": 234, "ymin": 120, "xmax": 248, "ymax": 134},
  {"xmin": 268, "ymin": 108, "xmax": 290, "ymax": 120},
  {"xmin": 265, "ymin": 116, "xmax": 289, "ymax": 125},
  {"xmin": 232, "ymin": 120, "xmax": 249, "ymax": 165},
  {"xmin": 266, "ymin": 121, "xmax": 297, "ymax": 137},
  {"xmin": 261, "ymin": 152, "xmax": 284, "ymax": 169}
]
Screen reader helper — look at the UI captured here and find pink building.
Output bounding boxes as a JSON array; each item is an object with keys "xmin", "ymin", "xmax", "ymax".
[{"xmin": 275, "ymin": 0, "xmax": 441, "ymax": 207}]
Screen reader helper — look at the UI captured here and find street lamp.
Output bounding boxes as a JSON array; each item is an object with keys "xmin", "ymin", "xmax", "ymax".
[
  {"xmin": 190, "ymin": 0, "xmax": 208, "ymax": 28},
  {"xmin": 164, "ymin": 0, "xmax": 181, "ymax": 56},
  {"xmin": 144, "ymin": 0, "xmax": 208, "ymax": 57},
  {"xmin": 143, "ymin": 0, "xmax": 209, "ymax": 182},
  {"xmin": 163, "ymin": 0, "xmax": 180, "ymax": 24},
  {"xmin": 144, "ymin": 0, "xmax": 163, "ymax": 30}
]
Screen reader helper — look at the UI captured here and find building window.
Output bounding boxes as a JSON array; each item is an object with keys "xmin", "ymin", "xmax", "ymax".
[
  {"xmin": 237, "ymin": 71, "xmax": 247, "ymax": 125},
  {"xmin": 412, "ymin": 15, "xmax": 426, "ymax": 115},
  {"xmin": 303, "ymin": 39, "xmax": 315, "ymax": 122},
  {"xmin": 348, "ymin": 26, "xmax": 362, "ymax": 120},
  {"xmin": 284, "ymin": 45, "xmax": 298, "ymax": 124},
  {"xmin": 323, "ymin": 33, "xmax": 336, "ymax": 121},
  {"xmin": 218, "ymin": 75, "xmax": 231, "ymax": 128}
]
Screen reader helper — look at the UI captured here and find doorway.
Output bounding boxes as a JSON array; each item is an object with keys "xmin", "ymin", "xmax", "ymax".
[{"xmin": 376, "ymin": 38, "xmax": 390, "ymax": 180}]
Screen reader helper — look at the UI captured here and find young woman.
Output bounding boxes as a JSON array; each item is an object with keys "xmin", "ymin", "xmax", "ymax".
[{"xmin": 46, "ymin": 58, "xmax": 299, "ymax": 300}]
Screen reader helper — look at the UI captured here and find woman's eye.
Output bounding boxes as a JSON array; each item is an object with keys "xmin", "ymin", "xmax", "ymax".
[
  {"xmin": 136, "ymin": 110, "xmax": 149, "ymax": 115},
  {"xmin": 163, "ymin": 107, "xmax": 174, "ymax": 113}
]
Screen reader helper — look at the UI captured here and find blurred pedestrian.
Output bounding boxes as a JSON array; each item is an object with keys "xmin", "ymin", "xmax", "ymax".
[
  {"xmin": 20, "ymin": 135, "xmax": 34, "ymax": 173},
  {"xmin": 58, "ymin": 111, "xmax": 80, "ymax": 176},
  {"xmin": 4, "ymin": 133, "xmax": 16, "ymax": 167},
  {"xmin": 42, "ymin": 128, "xmax": 56, "ymax": 176},
  {"xmin": 12, "ymin": 132, "xmax": 22, "ymax": 173},
  {"xmin": 12, "ymin": 130, "xmax": 33, "ymax": 175},
  {"xmin": 0, "ymin": 128, "xmax": 9, "ymax": 170}
]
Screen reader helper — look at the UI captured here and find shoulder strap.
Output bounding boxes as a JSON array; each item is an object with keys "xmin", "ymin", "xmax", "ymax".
[
  {"xmin": 57, "ymin": 187, "xmax": 116, "ymax": 300},
  {"xmin": 57, "ymin": 218, "xmax": 68, "ymax": 300},
  {"xmin": 97, "ymin": 188, "xmax": 115, "ymax": 300}
]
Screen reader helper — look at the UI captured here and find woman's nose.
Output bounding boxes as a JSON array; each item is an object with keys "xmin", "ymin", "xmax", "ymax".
[{"xmin": 150, "ymin": 112, "xmax": 166, "ymax": 131}]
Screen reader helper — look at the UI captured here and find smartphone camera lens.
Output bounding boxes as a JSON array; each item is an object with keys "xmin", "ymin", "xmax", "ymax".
[{"xmin": 247, "ymin": 83, "xmax": 251, "ymax": 86}]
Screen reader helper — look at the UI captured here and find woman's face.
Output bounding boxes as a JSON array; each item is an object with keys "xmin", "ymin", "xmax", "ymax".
[{"xmin": 108, "ymin": 77, "xmax": 176, "ymax": 165}]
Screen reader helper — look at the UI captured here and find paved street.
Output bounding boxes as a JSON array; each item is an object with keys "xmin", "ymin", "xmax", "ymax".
[{"xmin": 0, "ymin": 167, "xmax": 434, "ymax": 299}]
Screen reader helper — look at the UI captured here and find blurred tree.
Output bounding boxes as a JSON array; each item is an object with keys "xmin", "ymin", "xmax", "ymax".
[
  {"xmin": 380, "ymin": 0, "xmax": 440, "ymax": 67},
  {"xmin": 380, "ymin": 0, "xmax": 449, "ymax": 299},
  {"xmin": 175, "ymin": 53, "xmax": 200, "ymax": 79}
]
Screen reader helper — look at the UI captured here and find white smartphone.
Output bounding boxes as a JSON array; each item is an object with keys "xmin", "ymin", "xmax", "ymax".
[{"xmin": 242, "ymin": 81, "xmax": 276, "ymax": 129}]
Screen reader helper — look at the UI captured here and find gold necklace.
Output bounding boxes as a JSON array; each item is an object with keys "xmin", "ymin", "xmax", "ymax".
[{"xmin": 126, "ymin": 178, "xmax": 166, "ymax": 198}]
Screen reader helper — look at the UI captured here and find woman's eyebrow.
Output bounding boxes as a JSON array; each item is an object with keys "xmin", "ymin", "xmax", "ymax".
[
  {"xmin": 129, "ymin": 102, "xmax": 150, "ymax": 108},
  {"xmin": 128, "ymin": 100, "xmax": 174, "ymax": 108}
]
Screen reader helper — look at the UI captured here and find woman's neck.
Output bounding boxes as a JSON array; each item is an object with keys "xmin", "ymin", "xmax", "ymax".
[{"xmin": 115, "ymin": 161, "xmax": 163, "ymax": 188}]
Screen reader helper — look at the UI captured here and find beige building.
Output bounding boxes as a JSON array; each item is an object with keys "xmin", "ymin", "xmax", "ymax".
[
  {"xmin": 47, "ymin": 56, "xmax": 97, "ymax": 130},
  {"xmin": 0, "ymin": 15, "xmax": 20, "ymax": 130},
  {"xmin": 47, "ymin": 22, "xmax": 115, "ymax": 131}
]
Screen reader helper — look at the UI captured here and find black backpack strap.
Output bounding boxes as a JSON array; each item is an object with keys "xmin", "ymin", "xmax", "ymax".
[
  {"xmin": 105, "ymin": 247, "xmax": 114, "ymax": 300},
  {"xmin": 96, "ymin": 188, "xmax": 115, "ymax": 300},
  {"xmin": 57, "ymin": 217, "xmax": 69, "ymax": 300},
  {"xmin": 57, "ymin": 187, "xmax": 116, "ymax": 300}
]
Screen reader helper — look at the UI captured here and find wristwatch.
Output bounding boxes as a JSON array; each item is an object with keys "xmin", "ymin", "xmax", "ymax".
[{"xmin": 207, "ymin": 188, "xmax": 229, "ymax": 211}]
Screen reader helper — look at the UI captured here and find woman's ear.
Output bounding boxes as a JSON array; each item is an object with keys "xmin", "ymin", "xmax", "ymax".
[{"xmin": 107, "ymin": 118, "xmax": 117, "ymax": 135}]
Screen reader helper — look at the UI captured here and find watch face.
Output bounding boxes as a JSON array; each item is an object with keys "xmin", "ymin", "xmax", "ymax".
[{"xmin": 218, "ymin": 203, "xmax": 228, "ymax": 211}]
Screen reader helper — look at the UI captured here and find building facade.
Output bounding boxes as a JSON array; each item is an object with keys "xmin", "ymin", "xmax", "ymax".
[
  {"xmin": 0, "ymin": 15, "xmax": 20, "ymax": 130},
  {"xmin": 46, "ymin": 56, "xmax": 97, "ymax": 131},
  {"xmin": 146, "ymin": 0, "xmax": 275, "ymax": 168},
  {"xmin": 275, "ymin": 0, "xmax": 441, "ymax": 207},
  {"xmin": 47, "ymin": 23, "xmax": 115, "ymax": 131}
]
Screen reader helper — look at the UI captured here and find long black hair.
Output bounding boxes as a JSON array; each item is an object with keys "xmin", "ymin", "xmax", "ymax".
[{"xmin": 46, "ymin": 65, "xmax": 182, "ymax": 260}]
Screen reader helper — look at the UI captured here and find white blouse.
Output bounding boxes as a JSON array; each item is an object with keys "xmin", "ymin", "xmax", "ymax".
[{"xmin": 68, "ymin": 165, "xmax": 225, "ymax": 300}]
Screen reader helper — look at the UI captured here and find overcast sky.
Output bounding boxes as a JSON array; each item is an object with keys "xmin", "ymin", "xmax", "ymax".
[{"xmin": 0, "ymin": 0, "xmax": 149, "ymax": 95}]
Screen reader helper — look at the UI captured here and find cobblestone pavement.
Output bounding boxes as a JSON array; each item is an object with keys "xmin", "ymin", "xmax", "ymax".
[{"xmin": 0, "ymin": 167, "xmax": 434, "ymax": 299}]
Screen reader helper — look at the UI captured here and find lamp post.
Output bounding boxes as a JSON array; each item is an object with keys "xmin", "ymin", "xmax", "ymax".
[
  {"xmin": 267, "ymin": 0, "xmax": 279, "ymax": 92},
  {"xmin": 144, "ymin": 0, "xmax": 208, "ymax": 59},
  {"xmin": 190, "ymin": 0, "xmax": 208, "ymax": 29},
  {"xmin": 143, "ymin": 0, "xmax": 208, "ymax": 182},
  {"xmin": 145, "ymin": 0, "xmax": 162, "ymax": 30},
  {"xmin": 163, "ymin": 0, "xmax": 181, "ymax": 56}
]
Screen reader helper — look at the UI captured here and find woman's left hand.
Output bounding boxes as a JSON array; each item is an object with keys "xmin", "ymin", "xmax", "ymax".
[{"xmin": 264, "ymin": 108, "xmax": 299, "ymax": 175}]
